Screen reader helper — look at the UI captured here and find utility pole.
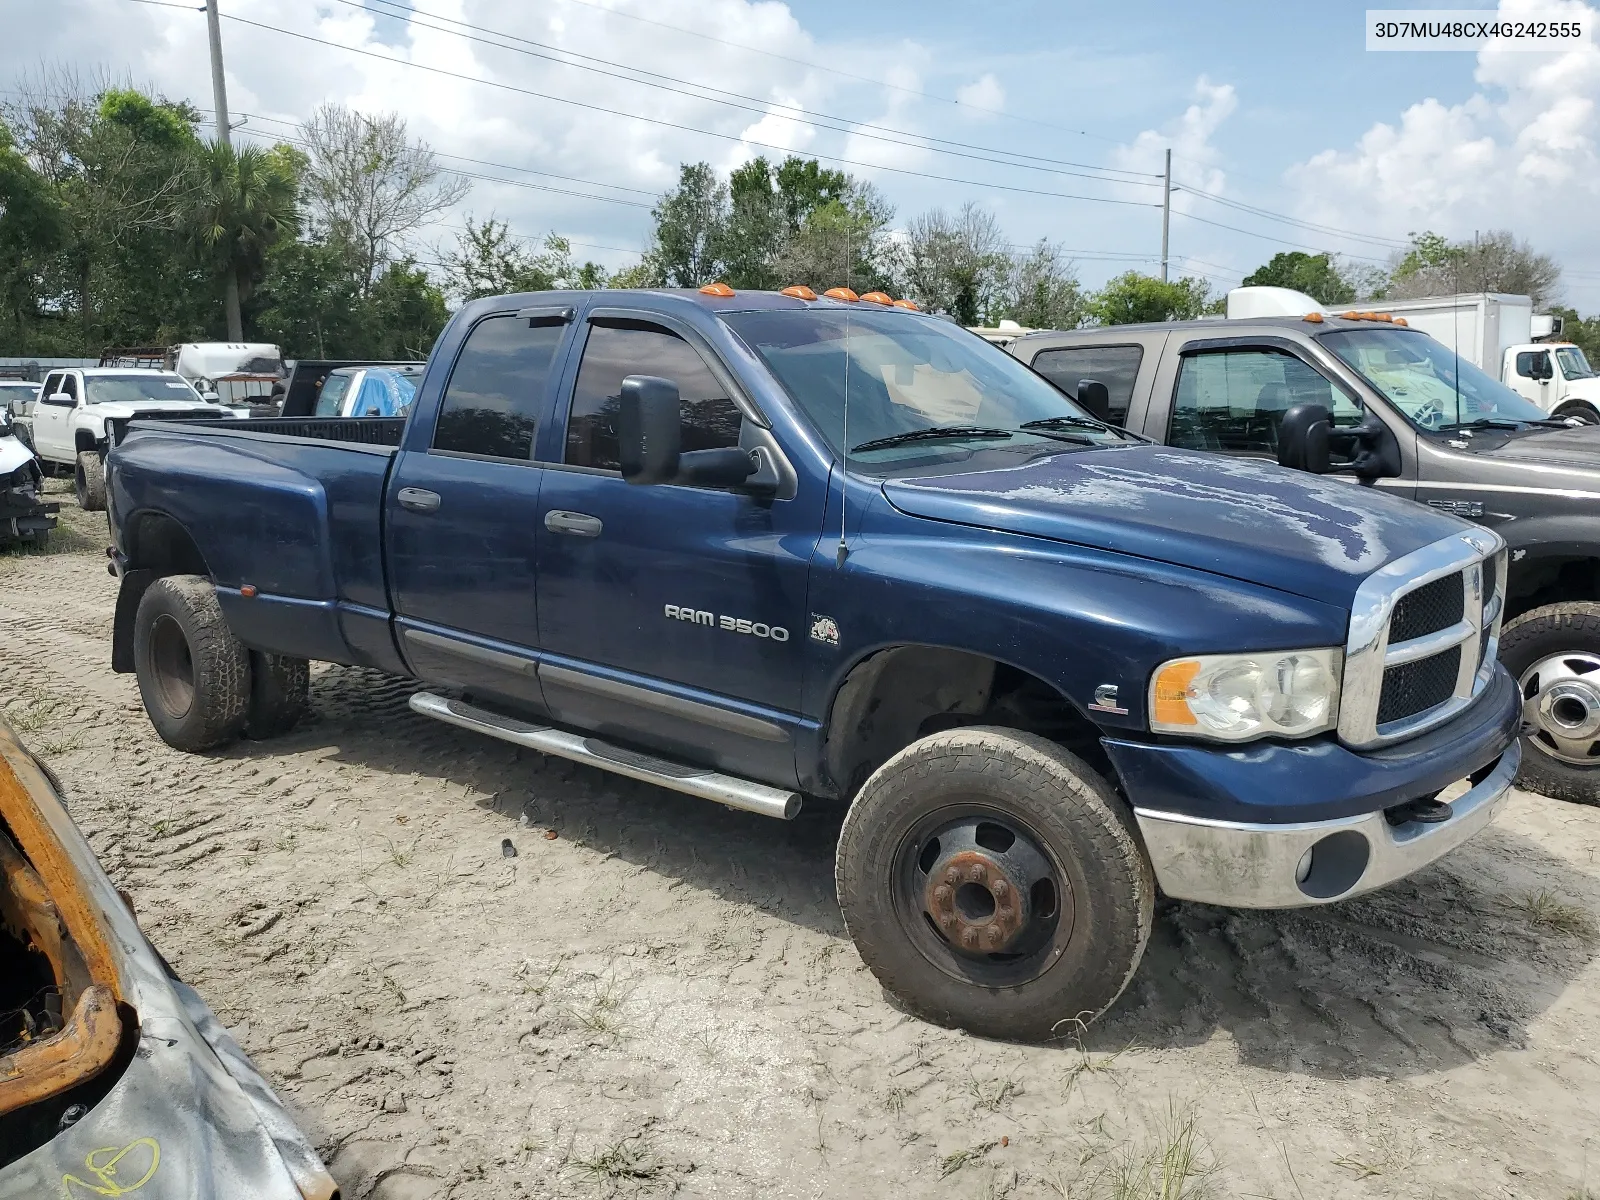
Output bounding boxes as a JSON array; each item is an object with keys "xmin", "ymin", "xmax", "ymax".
[
  {"xmin": 1160, "ymin": 147, "xmax": 1171, "ymax": 283},
  {"xmin": 204, "ymin": 0, "xmax": 242, "ymax": 340},
  {"xmin": 205, "ymin": 0, "xmax": 232, "ymax": 148}
]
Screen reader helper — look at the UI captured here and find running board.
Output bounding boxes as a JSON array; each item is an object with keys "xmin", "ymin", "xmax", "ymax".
[{"xmin": 408, "ymin": 692, "xmax": 802, "ymax": 820}]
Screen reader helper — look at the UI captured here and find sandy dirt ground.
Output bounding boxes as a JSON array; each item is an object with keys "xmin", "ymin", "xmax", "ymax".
[{"xmin": 4, "ymin": 484, "xmax": 1600, "ymax": 1200}]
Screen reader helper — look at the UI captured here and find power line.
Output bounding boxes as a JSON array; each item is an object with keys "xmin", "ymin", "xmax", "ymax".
[
  {"xmin": 1169, "ymin": 208, "xmax": 1390, "ymax": 263},
  {"xmin": 337, "ymin": 0, "xmax": 1165, "ymax": 188},
  {"xmin": 176, "ymin": 4, "xmax": 1164, "ymax": 212},
  {"xmin": 1173, "ymin": 181, "xmax": 1409, "ymax": 250}
]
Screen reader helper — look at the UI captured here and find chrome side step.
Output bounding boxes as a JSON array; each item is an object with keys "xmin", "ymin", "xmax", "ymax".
[{"xmin": 408, "ymin": 691, "xmax": 803, "ymax": 820}]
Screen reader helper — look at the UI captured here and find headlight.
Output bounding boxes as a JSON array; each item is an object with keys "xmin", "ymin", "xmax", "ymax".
[{"xmin": 1149, "ymin": 648, "xmax": 1342, "ymax": 741}]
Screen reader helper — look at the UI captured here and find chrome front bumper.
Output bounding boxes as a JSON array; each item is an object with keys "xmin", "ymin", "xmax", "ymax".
[{"xmin": 1132, "ymin": 740, "xmax": 1520, "ymax": 908}]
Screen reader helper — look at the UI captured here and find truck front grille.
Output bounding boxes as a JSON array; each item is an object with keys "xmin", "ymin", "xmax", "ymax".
[
  {"xmin": 1377, "ymin": 645, "xmax": 1462, "ymax": 725},
  {"xmin": 1387, "ymin": 573, "xmax": 1464, "ymax": 643},
  {"xmin": 1339, "ymin": 532, "xmax": 1507, "ymax": 748}
]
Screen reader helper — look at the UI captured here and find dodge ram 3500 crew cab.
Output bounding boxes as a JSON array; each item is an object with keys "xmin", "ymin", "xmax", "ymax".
[
  {"xmin": 1011, "ymin": 308, "xmax": 1600, "ymax": 807},
  {"xmin": 104, "ymin": 287, "xmax": 1520, "ymax": 1038}
]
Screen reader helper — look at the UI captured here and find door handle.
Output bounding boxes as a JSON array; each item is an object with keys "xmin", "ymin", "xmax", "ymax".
[
  {"xmin": 544, "ymin": 509, "xmax": 603, "ymax": 537},
  {"xmin": 397, "ymin": 487, "xmax": 441, "ymax": 513}
]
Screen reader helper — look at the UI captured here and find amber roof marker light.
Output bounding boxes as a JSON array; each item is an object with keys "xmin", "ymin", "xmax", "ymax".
[
  {"xmin": 891, "ymin": 299, "xmax": 920, "ymax": 310},
  {"xmin": 699, "ymin": 282, "xmax": 735, "ymax": 297},
  {"xmin": 780, "ymin": 285, "xmax": 817, "ymax": 300},
  {"xmin": 860, "ymin": 291, "xmax": 893, "ymax": 305},
  {"xmin": 823, "ymin": 287, "xmax": 860, "ymax": 302}
]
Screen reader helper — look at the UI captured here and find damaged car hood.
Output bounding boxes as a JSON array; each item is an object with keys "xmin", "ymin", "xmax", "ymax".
[
  {"xmin": 881, "ymin": 445, "xmax": 1467, "ymax": 607},
  {"xmin": 0, "ymin": 720, "xmax": 335, "ymax": 1200}
]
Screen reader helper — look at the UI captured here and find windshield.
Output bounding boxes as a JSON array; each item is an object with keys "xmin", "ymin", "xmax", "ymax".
[
  {"xmin": 722, "ymin": 308, "xmax": 1121, "ymax": 465},
  {"xmin": 1321, "ymin": 328, "xmax": 1550, "ymax": 430},
  {"xmin": 1556, "ymin": 346, "xmax": 1595, "ymax": 380},
  {"xmin": 85, "ymin": 374, "xmax": 203, "ymax": 405}
]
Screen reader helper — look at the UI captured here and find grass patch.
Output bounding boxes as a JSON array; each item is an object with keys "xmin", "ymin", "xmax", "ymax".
[
  {"xmin": 969, "ymin": 1071, "xmax": 1023, "ymax": 1114},
  {"xmin": 565, "ymin": 968, "xmax": 634, "ymax": 1041},
  {"xmin": 565, "ymin": 1128, "xmax": 677, "ymax": 1194},
  {"xmin": 1513, "ymin": 890, "xmax": 1599, "ymax": 943},
  {"xmin": 940, "ymin": 1141, "xmax": 998, "ymax": 1179}
]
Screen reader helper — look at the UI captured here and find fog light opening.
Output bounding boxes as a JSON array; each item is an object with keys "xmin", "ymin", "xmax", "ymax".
[{"xmin": 1295, "ymin": 830, "xmax": 1372, "ymax": 900}]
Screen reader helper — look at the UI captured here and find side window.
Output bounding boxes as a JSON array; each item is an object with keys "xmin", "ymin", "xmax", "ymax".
[
  {"xmin": 1169, "ymin": 350, "xmax": 1362, "ymax": 455},
  {"xmin": 1031, "ymin": 345, "xmax": 1143, "ymax": 426},
  {"xmin": 566, "ymin": 321, "xmax": 742, "ymax": 471},
  {"xmin": 41, "ymin": 373, "xmax": 62, "ymax": 399},
  {"xmin": 433, "ymin": 315, "xmax": 566, "ymax": 460},
  {"xmin": 314, "ymin": 372, "xmax": 352, "ymax": 417},
  {"xmin": 1514, "ymin": 351, "xmax": 1537, "ymax": 378},
  {"xmin": 61, "ymin": 375, "xmax": 78, "ymax": 401}
]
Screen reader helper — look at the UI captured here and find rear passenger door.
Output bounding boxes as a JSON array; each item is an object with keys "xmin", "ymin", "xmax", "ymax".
[{"xmin": 386, "ymin": 308, "xmax": 575, "ymax": 710}]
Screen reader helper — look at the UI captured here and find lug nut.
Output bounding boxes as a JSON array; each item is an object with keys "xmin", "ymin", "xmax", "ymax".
[
  {"xmin": 993, "ymin": 879, "xmax": 1009, "ymax": 899},
  {"xmin": 968, "ymin": 864, "xmax": 987, "ymax": 884},
  {"xmin": 961, "ymin": 928, "xmax": 979, "ymax": 949},
  {"xmin": 933, "ymin": 885, "xmax": 953, "ymax": 909},
  {"xmin": 985, "ymin": 926, "xmax": 1004, "ymax": 948},
  {"xmin": 944, "ymin": 867, "xmax": 961, "ymax": 886}
]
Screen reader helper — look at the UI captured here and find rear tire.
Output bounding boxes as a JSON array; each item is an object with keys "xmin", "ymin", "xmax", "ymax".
[
  {"xmin": 245, "ymin": 652, "xmax": 309, "ymax": 739},
  {"xmin": 835, "ymin": 726, "xmax": 1154, "ymax": 1040},
  {"xmin": 75, "ymin": 451, "xmax": 106, "ymax": 511},
  {"xmin": 133, "ymin": 575, "xmax": 249, "ymax": 752},
  {"xmin": 1500, "ymin": 601, "xmax": 1600, "ymax": 805}
]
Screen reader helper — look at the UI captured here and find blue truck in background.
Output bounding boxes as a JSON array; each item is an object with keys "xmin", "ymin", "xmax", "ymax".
[{"xmin": 104, "ymin": 286, "xmax": 1522, "ymax": 1038}]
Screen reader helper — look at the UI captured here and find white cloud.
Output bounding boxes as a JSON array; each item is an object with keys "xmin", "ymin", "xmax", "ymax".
[
  {"xmin": 956, "ymin": 73, "xmax": 1004, "ymax": 116},
  {"xmin": 1286, "ymin": 0, "xmax": 1600, "ymax": 283},
  {"xmin": 1110, "ymin": 76, "xmax": 1237, "ymax": 207}
]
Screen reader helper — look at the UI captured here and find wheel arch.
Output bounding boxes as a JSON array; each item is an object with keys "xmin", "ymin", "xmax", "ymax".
[
  {"xmin": 111, "ymin": 511, "xmax": 213, "ymax": 673},
  {"xmin": 820, "ymin": 643, "xmax": 1111, "ymax": 801},
  {"xmin": 1506, "ymin": 549, "xmax": 1600, "ymax": 621}
]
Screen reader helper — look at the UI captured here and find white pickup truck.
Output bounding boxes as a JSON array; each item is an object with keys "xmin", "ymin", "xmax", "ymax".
[{"xmin": 18, "ymin": 367, "xmax": 238, "ymax": 510}]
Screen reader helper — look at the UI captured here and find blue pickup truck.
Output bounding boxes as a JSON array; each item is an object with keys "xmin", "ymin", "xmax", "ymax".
[{"xmin": 104, "ymin": 286, "xmax": 1521, "ymax": 1038}]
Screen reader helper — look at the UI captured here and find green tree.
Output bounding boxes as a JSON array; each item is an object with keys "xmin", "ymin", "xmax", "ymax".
[
  {"xmin": 188, "ymin": 140, "xmax": 297, "ymax": 340},
  {"xmin": 901, "ymin": 203, "xmax": 1011, "ymax": 325},
  {"xmin": 360, "ymin": 259, "xmax": 449, "ymax": 358},
  {"xmin": 247, "ymin": 237, "xmax": 361, "ymax": 357},
  {"xmin": 1388, "ymin": 229, "xmax": 1560, "ymax": 306},
  {"xmin": 443, "ymin": 218, "xmax": 608, "ymax": 301},
  {"xmin": 1549, "ymin": 307, "xmax": 1600, "ymax": 367},
  {"xmin": 0, "ymin": 121, "xmax": 63, "ymax": 349},
  {"xmin": 999, "ymin": 241, "xmax": 1085, "ymax": 330},
  {"xmin": 1241, "ymin": 251, "xmax": 1356, "ymax": 306},
  {"xmin": 646, "ymin": 162, "xmax": 729, "ymax": 287},
  {"xmin": 1088, "ymin": 272, "xmax": 1213, "ymax": 325}
]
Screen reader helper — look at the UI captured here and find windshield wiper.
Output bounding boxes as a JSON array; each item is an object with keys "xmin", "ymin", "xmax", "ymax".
[
  {"xmin": 1020, "ymin": 415, "xmax": 1150, "ymax": 442},
  {"xmin": 851, "ymin": 426, "xmax": 1014, "ymax": 453},
  {"xmin": 1438, "ymin": 417, "xmax": 1565, "ymax": 432}
]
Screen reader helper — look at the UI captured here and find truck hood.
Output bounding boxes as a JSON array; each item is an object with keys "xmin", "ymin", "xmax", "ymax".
[
  {"xmin": 1561, "ymin": 378, "xmax": 1600, "ymax": 403},
  {"xmin": 1477, "ymin": 422, "xmax": 1600, "ymax": 469},
  {"xmin": 881, "ymin": 445, "xmax": 1466, "ymax": 607},
  {"xmin": 86, "ymin": 400, "xmax": 217, "ymax": 417}
]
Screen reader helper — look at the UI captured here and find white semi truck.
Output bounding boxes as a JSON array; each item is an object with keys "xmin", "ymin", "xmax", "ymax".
[{"xmin": 1229, "ymin": 289, "xmax": 1599, "ymax": 422}]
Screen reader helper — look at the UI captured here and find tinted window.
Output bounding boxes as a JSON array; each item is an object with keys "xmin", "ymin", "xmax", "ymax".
[
  {"xmin": 314, "ymin": 372, "xmax": 353, "ymax": 417},
  {"xmin": 566, "ymin": 322, "xmax": 742, "ymax": 471},
  {"xmin": 1169, "ymin": 350, "xmax": 1361, "ymax": 455},
  {"xmin": 433, "ymin": 316, "xmax": 564, "ymax": 460},
  {"xmin": 41, "ymin": 373, "xmax": 61, "ymax": 399},
  {"xmin": 61, "ymin": 375, "xmax": 78, "ymax": 400},
  {"xmin": 1514, "ymin": 351, "xmax": 1538, "ymax": 378},
  {"xmin": 1031, "ymin": 345, "xmax": 1143, "ymax": 425}
]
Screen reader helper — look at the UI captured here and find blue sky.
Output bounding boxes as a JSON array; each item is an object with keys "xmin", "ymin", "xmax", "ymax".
[{"xmin": 7, "ymin": 0, "xmax": 1598, "ymax": 306}]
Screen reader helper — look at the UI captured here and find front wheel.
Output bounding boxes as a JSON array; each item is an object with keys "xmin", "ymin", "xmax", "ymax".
[
  {"xmin": 75, "ymin": 450, "xmax": 106, "ymax": 511},
  {"xmin": 133, "ymin": 575, "xmax": 250, "ymax": 752},
  {"xmin": 1553, "ymin": 401, "xmax": 1600, "ymax": 425},
  {"xmin": 835, "ymin": 727, "xmax": 1154, "ymax": 1040},
  {"xmin": 1500, "ymin": 601, "xmax": 1600, "ymax": 805}
]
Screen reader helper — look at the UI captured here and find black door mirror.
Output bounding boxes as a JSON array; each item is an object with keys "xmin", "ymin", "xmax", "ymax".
[
  {"xmin": 619, "ymin": 375, "xmax": 682, "ymax": 484},
  {"xmin": 677, "ymin": 447, "xmax": 758, "ymax": 488},
  {"xmin": 1278, "ymin": 403, "xmax": 1333, "ymax": 473},
  {"xmin": 1076, "ymin": 378, "xmax": 1111, "ymax": 421},
  {"xmin": 1534, "ymin": 354, "xmax": 1554, "ymax": 381}
]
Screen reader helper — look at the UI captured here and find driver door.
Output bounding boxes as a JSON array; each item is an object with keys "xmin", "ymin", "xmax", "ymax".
[{"xmin": 33, "ymin": 372, "xmax": 78, "ymax": 462}]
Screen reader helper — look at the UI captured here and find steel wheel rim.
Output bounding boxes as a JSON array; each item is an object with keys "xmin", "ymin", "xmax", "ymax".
[
  {"xmin": 1519, "ymin": 650, "xmax": 1600, "ymax": 765},
  {"xmin": 891, "ymin": 801, "xmax": 1076, "ymax": 989},
  {"xmin": 148, "ymin": 614, "xmax": 196, "ymax": 719}
]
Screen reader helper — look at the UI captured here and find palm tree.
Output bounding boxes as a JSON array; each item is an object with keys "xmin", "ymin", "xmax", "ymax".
[{"xmin": 190, "ymin": 140, "xmax": 297, "ymax": 340}]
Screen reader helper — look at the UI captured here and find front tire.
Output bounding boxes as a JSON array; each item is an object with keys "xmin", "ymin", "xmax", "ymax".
[
  {"xmin": 133, "ymin": 575, "xmax": 250, "ymax": 752},
  {"xmin": 1553, "ymin": 401, "xmax": 1600, "ymax": 425},
  {"xmin": 1500, "ymin": 601, "xmax": 1600, "ymax": 805},
  {"xmin": 835, "ymin": 726, "xmax": 1154, "ymax": 1040},
  {"xmin": 75, "ymin": 450, "xmax": 106, "ymax": 511}
]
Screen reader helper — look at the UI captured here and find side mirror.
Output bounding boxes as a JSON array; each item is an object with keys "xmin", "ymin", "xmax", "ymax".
[
  {"xmin": 1278, "ymin": 404, "xmax": 1332, "ymax": 473},
  {"xmin": 1076, "ymin": 378, "xmax": 1111, "ymax": 421},
  {"xmin": 619, "ymin": 375, "xmax": 682, "ymax": 484},
  {"xmin": 48, "ymin": 392, "xmax": 71, "ymax": 405},
  {"xmin": 201, "ymin": 390, "xmax": 221, "ymax": 402},
  {"xmin": 677, "ymin": 447, "xmax": 758, "ymax": 488},
  {"xmin": 1535, "ymin": 356, "xmax": 1554, "ymax": 381}
]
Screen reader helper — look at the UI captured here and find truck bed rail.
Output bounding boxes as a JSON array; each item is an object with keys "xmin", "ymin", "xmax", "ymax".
[{"xmin": 109, "ymin": 415, "xmax": 407, "ymax": 448}]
